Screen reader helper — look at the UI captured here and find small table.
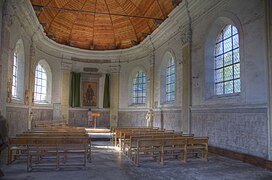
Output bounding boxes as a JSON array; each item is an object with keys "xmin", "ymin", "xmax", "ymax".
[{"xmin": 89, "ymin": 113, "xmax": 100, "ymax": 129}]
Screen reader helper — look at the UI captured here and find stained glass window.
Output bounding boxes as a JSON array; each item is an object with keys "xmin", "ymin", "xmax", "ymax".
[
  {"xmin": 12, "ymin": 52, "xmax": 18, "ymax": 98},
  {"xmin": 214, "ymin": 25, "xmax": 240, "ymax": 95},
  {"xmin": 34, "ymin": 63, "xmax": 47, "ymax": 103},
  {"xmin": 133, "ymin": 71, "xmax": 146, "ymax": 104},
  {"xmin": 166, "ymin": 57, "xmax": 175, "ymax": 102}
]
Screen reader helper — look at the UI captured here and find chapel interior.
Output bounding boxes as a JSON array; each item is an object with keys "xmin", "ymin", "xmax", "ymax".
[{"xmin": 1, "ymin": 0, "xmax": 272, "ymax": 179}]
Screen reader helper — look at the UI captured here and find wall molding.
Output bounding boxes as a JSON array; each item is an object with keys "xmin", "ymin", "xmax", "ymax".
[
  {"xmin": 209, "ymin": 146, "xmax": 272, "ymax": 171},
  {"xmin": 191, "ymin": 104, "xmax": 267, "ymax": 113}
]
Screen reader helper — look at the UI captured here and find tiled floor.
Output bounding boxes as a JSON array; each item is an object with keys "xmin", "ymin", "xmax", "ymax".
[{"xmin": 1, "ymin": 141, "xmax": 272, "ymax": 180}]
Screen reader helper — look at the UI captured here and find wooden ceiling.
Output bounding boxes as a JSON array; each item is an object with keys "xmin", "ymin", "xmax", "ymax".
[{"xmin": 31, "ymin": 0, "xmax": 182, "ymax": 50}]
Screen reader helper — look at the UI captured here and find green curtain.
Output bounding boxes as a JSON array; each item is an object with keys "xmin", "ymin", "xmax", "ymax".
[
  {"xmin": 103, "ymin": 74, "xmax": 110, "ymax": 108},
  {"xmin": 70, "ymin": 72, "xmax": 81, "ymax": 107}
]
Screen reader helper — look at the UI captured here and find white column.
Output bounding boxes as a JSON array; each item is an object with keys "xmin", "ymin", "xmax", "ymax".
[
  {"xmin": 266, "ymin": 0, "xmax": 272, "ymax": 160},
  {"xmin": 110, "ymin": 69, "xmax": 120, "ymax": 128},
  {"xmin": 60, "ymin": 61, "xmax": 72, "ymax": 122}
]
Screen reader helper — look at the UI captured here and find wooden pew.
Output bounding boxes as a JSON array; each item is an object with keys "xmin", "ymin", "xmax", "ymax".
[
  {"xmin": 120, "ymin": 130, "xmax": 167, "ymax": 152},
  {"xmin": 31, "ymin": 120, "xmax": 67, "ymax": 129},
  {"xmin": 26, "ymin": 137, "xmax": 90, "ymax": 171},
  {"xmin": 161, "ymin": 137, "xmax": 187, "ymax": 165},
  {"xmin": 8, "ymin": 134, "xmax": 91, "ymax": 165},
  {"xmin": 125, "ymin": 132, "xmax": 178, "ymax": 156},
  {"xmin": 186, "ymin": 137, "xmax": 209, "ymax": 161},
  {"xmin": 114, "ymin": 127, "xmax": 158, "ymax": 147},
  {"xmin": 116, "ymin": 128, "xmax": 161, "ymax": 149},
  {"xmin": 133, "ymin": 138, "xmax": 162, "ymax": 166},
  {"xmin": 130, "ymin": 135, "xmax": 208, "ymax": 166},
  {"xmin": 31, "ymin": 126, "xmax": 86, "ymax": 132}
]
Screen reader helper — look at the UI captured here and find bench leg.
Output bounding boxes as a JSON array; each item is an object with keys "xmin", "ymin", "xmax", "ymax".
[
  {"xmin": 183, "ymin": 147, "xmax": 187, "ymax": 163},
  {"xmin": 160, "ymin": 149, "xmax": 164, "ymax": 165},
  {"xmin": 135, "ymin": 151, "xmax": 139, "ymax": 167},
  {"xmin": 7, "ymin": 147, "xmax": 12, "ymax": 165}
]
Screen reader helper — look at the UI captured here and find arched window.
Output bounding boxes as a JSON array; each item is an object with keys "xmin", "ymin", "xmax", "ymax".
[
  {"xmin": 166, "ymin": 57, "xmax": 175, "ymax": 102},
  {"xmin": 12, "ymin": 39, "xmax": 25, "ymax": 100},
  {"xmin": 214, "ymin": 24, "xmax": 240, "ymax": 95},
  {"xmin": 132, "ymin": 71, "xmax": 146, "ymax": 104},
  {"xmin": 12, "ymin": 51, "xmax": 18, "ymax": 98},
  {"xmin": 34, "ymin": 60, "xmax": 52, "ymax": 104}
]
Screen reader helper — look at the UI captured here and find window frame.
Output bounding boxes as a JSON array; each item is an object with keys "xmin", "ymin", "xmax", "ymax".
[
  {"xmin": 166, "ymin": 57, "xmax": 175, "ymax": 102},
  {"xmin": 12, "ymin": 51, "xmax": 19, "ymax": 98},
  {"xmin": 160, "ymin": 51, "xmax": 176, "ymax": 106},
  {"xmin": 214, "ymin": 24, "xmax": 240, "ymax": 96},
  {"xmin": 132, "ymin": 70, "xmax": 146, "ymax": 105},
  {"xmin": 11, "ymin": 39, "xmax": 25, "ymax": 102},
  {"xmin": 33, "ymin": 60, "xmax": 52, "ymax": 104}
]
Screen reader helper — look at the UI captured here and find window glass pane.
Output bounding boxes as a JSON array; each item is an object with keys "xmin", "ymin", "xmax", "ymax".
[
  {"xmin": 223, "ymin": 25, "xmax": 232, "ymax": 39},
  {"xmin": 215, "ymin": 42, "xmax": 223, "ymax": 55},
  {"xmin": 233, "ymin": 34, "xmax": 239, "ymax": 49},
  {"xmin": 224, "ymin": 52, "xmax": 232, "ymax": 66},
  {"xmin": 215, "ymin": 69, "xmax": 223, "ymax": 83},
  {"xmin": 234, "ymin": 64, "xmax": 240, "ymax": 79},
  {"xmin": 232, "ymin": 26, "xmax": 238, "ymax": 34},
  {"xmin": 215, "ymin": 83, "xmax": 223, "ymax": 95},
  {"xmin": 234, "ymin": 79, "xmax": 241, "ymax": 93},
  {"xmin": 223, "ymin": 38, "xmax": 232, "ymax": 52},
  {"xmin": 233, "ymin": 49, "xmax": 240, "ymax": 63},
  {"xmin": 215, "ymin": 55, "xmax": 223, "ymax": 68},
  {"xmin": 224, "ymin": 81, "xmax": 233, "ymax": 94},
  {"xmin": 224, "ymin": 66, "xmax": 233, "ymax": 81}
]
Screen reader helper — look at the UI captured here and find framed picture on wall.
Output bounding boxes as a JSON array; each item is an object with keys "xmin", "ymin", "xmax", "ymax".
[{"xmin": 82, "ymin": 82, "xmax": 97, "ymax": 106}]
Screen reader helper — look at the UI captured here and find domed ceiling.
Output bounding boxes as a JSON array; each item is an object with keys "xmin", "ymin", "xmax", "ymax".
[{"xmin": 31, "ymin": 0, "xmax": 182, "ymax": 50}]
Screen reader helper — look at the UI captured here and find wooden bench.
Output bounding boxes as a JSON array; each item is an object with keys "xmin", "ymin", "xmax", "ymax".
[
  {"xmin": 130, "ymin": 136, "xmax": 208, "ymax": 166},
  {"xmin": 133, "ymin": 138, "xmax": 162, "ymax": 166},
  {"xmin": 161, "ymin": 137, "xmax": 187, "ymax": 165},
  {"xmin": 8, "ymin": 135, "xmax": 91, "ymax": 166},
  {"xmin": 124, "ymin": 132, "xmax": 179, "ymax": 155},
  {"xmin": 113, "ymin": 127, "xmax": 159, "ymax": 147},
  {"xmin": 31, "ymin": 126, "xmax": 86, "ymax": 132},
  {"xmin": 186, "ymin": 137, "xmax": 209, "ymax": 161},
  {"xmin": 127, "ymin": 133, "xmax": 189, "ymax": 160},
  {"xmin": 116, "ymin": 128, "xmax": 161, "ymax": 148},
  {"xmin": 26, "ymin": 137, "xmax": 90, "ymax": 171},
  {"xmin": 120, "ymin": 130, "xmax": 167, "ymax": 152}
]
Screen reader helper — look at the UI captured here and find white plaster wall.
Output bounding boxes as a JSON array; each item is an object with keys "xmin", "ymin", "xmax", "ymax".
[
  {"xmin": 119, "ymin": 56, "xmax": 150, "ymax": 109},
  {"xmin": 35, "ymin": 47, "xmax": 61, "ymax": 104},
  {"xmin": 154, "ymin": 35, "xmax": 183, "ymax": 109},
  {"xmin": 192, "ymin": 0, "xmax": 267, "ymax": 107}
]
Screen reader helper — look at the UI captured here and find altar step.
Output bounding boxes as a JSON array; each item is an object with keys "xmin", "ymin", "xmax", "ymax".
[
  {"xmin": 85, "ymin": 128, "xmax": 111, "ymax": 133},
  {"xmin": 86, "ymin": 128, "xmax": 112, "ymax": 141}
]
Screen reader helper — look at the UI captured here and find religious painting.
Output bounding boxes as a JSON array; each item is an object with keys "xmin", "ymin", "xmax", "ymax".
[{"xmin": 82, "ymin": 82, "xmax": 97, "ymax": 106}]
